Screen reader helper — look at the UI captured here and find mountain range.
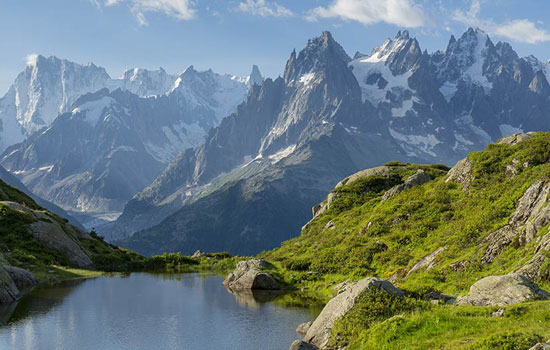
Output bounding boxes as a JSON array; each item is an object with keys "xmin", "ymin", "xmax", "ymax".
[
  {"xmin": 1, "ymin": 28, "xmax": 550, "ymax": 255},
  {"xmin": 0, "ymin": 57, "xmax": 261, "ymax": 227}
]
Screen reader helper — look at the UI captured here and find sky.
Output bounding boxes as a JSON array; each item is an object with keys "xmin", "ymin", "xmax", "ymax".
[{"xmin": 1, "ymin": 0, "xmax": 550, "ymax": 94}]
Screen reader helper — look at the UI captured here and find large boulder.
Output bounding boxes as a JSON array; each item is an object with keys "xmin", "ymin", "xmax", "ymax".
[
  {"xmin": 530, "ymin": 343, "xmax": 550, "ymax": 350},
  {"xmin": 456, "ymin": 273, "xmax": 550, "ymax": 306},
  {"xmin": 223, "ymin": 259, "xmax": 280, "ymax": 291},
  {"xmin": 0, "ymin": 253, "xmax": 37, "ymax": 303},
  {"xmin": 304, "ymin": 277, "xmax": 402, "ymax": 348},
  {"xmin": 2, "ymin": 201, "xmax": 94, "ymax": 268}
]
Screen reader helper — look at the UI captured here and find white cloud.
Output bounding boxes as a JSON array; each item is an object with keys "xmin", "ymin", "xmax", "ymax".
[
  {"xmin": 238, "ymin": 0, "xmax": 293, "ymax": 17},
  {"xmin": 305, "ymin": 0, "xmax": 425, "ymax": 28},
  {"xmin": 98, "ymin": 0, "xmax": 196, "ymax": 25},
  {"xmin": 453, "ymin": 0, "xmax": 550, "ymax": 44},
  {"xmin": 25, "ymin": 53, "xmax": 39, "ymax": 66}
]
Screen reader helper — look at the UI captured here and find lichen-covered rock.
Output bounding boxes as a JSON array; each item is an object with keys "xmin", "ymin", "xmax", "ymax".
[
  {"xmin": 289, "ymin": 340, "xmax": 318, "ymax": 350},
  {"xmin": 223, "ymin": 259, "xmax": 280, "ymax": 291},
  {"xmin": 482, "ymin": 181, "xmax": 550, "ymax": 264},
  {"xmin": 382, "ymin": 169, "xmax": 431, "ymax": 201},
  {"xmin": 456, "ymin": 273, "xmax": 550, "ymax": 306},
  {"xmin": 445, "ymin": 157, "xmax": 474, "ymax": 190},
  {"xmin": 304, "ymin": 277, "xmax": 402, "ymax": 348}
]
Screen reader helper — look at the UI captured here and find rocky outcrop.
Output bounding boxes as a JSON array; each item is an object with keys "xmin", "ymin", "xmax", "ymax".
[
  {"xmin": 0, "ymin": 254, "xmax": 37, "ymax": 303},
  {"xmin": 497, "ymin": 132, "xmax": 536, "ymax": 145},
  {"xmin": 289, "ymin": 340, "xmax": 318, "ymax": 350},
  {"xmin": 456, "ymin": 273, "xmax": 549, "ymax": 306},
  {"xmin": 304, "ymin": 277, "xmax": 402, "ymax": 348},
  {"xmin": 406, "ymin": 247, "xmax": 446, "ymax": 276},
  {"xmin": 1, "ymin": 201, "xmax": 94, "ymax": 268},
  {"xmin": 382, "ymin": 169, "xmax": 431, "ymax": 201},
  {"xmin": 223, "ymin": 260, "xmax": 280, "ymax": 291},
  {"xmin": 445, "ymin": 157, "xmax": 474, "ymax": 191},
  {"xmin": 296, "ymin": 321, "xmax": 313, "ymax": 337},
  {"xmin": 481, "ymin": 181, "xmax": 550, "ymax": 264},
  {"xmin": 335, "ymin": 166, "xmax": 391, "ymax": 189}
]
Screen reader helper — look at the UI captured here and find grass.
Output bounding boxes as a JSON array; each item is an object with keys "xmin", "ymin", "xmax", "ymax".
[{"xmin": 257, "ymin": 133, "xmax": 550, "ymax": 348}]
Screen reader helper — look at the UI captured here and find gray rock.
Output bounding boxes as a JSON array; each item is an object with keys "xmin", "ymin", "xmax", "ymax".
[
  {"xmin": 296, "ymin": 321, "xmax": 313, "ymax": 337},
  {"xmin": 445, "ymin": 157, "xmax": 474, "ymax": 190},
  {"xmin": 382, "ymin": 169, "xmax": 432, "ymax": 201},
  {"xmin": 497, "ymin": 132, "xmax": 536, "ymax": 145},
  {"xmin": 529, "ymin": 343, "xmax": 550, "ymax": 350},
  {"xmin": 406, "ymin": 247, "xmax": 446, "ymax": 276},
  {"xmin": 456, "ymin": 273, "xmax": 550, "ymax": 306},
  {"xmin": 289, "ymin": 340, "xmax": 318, "ymax": 350},
  {"xmin": 223, "ymin": 259, "xmax": 280, "ymax": 291},
  {"xmin": 304, "ymin": 277, "xmax": 402, "ymax": 348},
  {"xmin": 335, "ymin": 166, "xmax": 391, "ymax": 189},
  {"xmin": 2, "ymin": 201, "xmax": 94, "ymax": 269},
  {"xmin": 191, "ymin": 250, "xmax": 206, "ymax": 258},
  {"xmin": 5, "ymin": 266, "xmax": 38, "ymax": 292},
  {"xmin": 482, "ymin": 181, "xmax": 550, "ymax": 264}
]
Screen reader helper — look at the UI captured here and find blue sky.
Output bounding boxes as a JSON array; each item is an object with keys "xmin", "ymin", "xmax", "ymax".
[{"xmin": 2, "ymin": 0, "xmax": 550, "ymax": 94}]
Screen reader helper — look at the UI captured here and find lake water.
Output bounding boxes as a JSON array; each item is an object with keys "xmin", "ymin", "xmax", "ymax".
[{"xmin": 0, "ymin": 273, "xmax": 319, "ymax": 350}]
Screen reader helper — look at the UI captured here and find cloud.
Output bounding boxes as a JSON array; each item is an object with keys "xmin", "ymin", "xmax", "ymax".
[
  {"xmin": 237, "ymin": 0, "xmax": 293, "ymax": 17},
  {"xmin": 453, "ymin": 0, "xmax": 550, "ymax": 44},
  {"xmin": 98, "ymin": 0, "xmax": 197, "ymax": 25},
  {"xmin": 305, "ymin": 0, "xmax": 425, "ymax": 28},
  {"xmin": 25, "ymin": 53, "xmax": 39, "ymax": 66}
]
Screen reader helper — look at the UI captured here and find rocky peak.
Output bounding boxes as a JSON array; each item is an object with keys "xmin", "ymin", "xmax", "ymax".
[
  {"xmin": 364, "ymin": 30, "xmax": 422, "ymax": 75},
  {"xmin": 283, "ymin": 31, "xmax": 351, "ymax": 84},
  {"xmin": 248, "ymin": 64, "xmax": 263, "ymax": 86}
]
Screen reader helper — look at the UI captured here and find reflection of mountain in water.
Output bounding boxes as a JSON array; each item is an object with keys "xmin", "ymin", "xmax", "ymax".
[{"xmin": 1, "ymin": 279, "xmax": 86, "ymax": 325}]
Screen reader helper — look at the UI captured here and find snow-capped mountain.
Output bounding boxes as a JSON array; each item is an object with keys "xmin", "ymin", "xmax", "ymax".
[
  {"xmin": 0, "ymin": 58, "xmax": 262, "ymax": 227},
  {"xmin": 111, "ymin": 29, "xmax": 550, "ymax": 256},
  {"xmin": 0, "ymin": 55, "xmax": 262, "ymax": 153}
]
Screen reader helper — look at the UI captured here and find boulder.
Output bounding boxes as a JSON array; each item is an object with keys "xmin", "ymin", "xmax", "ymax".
[
  {"xmin": 6, "ymin": 266, "xmax": 38, "ymax": 292},
  {"xmin": 456, "ymin": 273, "xmax": 550, "ymax": 306},
  {"xmin": 0, "ymin": 254, "xmax": 37, "ymax": 303},
  {"xmin": 406, "ymin": 247, "xmax": 446, "ymax": 276},
  {"xmin": 289, "ymin": 340, "xmax": 318, "ymax": 350},
  {"xmin": 529, "ymin": 343, "xmax": 550, "ymax": 350},
  {"xmin": 445, "ymin": 157, "xmax": 473, "ymax": 190},
  {"xmin": 223, "ymin": 259, "xmax": 280, "ymax": 291},
  {"xmin": 382, "ymin": 169, "xmax": 431, "ymax": 201},
  {"xmin": 304, "ymin": 277, "xmax": 402, "ymax": 348},
  {"xmin": 335, "ymin": 166, "xmax": 391, "ymax": 189},
  {"xmin": 296, "ymin": 321, "xmax": 313, "ymax": 337},
  {"xmin": 1, "ymin": 201, "xmax": 94, "ymax": 268}
]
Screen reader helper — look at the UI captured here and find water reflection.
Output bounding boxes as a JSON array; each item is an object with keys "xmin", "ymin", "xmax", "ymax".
[{"xmin": 0, "ymin": 273, "xmax": 318, "ymax": 350}]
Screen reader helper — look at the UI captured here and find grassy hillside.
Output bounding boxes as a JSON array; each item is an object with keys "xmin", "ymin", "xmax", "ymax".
[
  {"xmin": 0, "ymin": 179, "xmax": 144, "ymax": 281},
  {"xmin": 262, "ymin": 132, "xmax": 550, "ymax": 349}
]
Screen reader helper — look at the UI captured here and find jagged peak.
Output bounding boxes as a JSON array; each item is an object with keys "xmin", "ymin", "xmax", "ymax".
[
  {"xmin": 249, "ymin": 65, "xmax": 263, "ymax": 86},
  {"xmin": 365, "ymin": 30, "xmax": 421, "ymax": 65},
  {"xmin": 283, "ymin": 31, "xmax": 351, "ymax": 82}
]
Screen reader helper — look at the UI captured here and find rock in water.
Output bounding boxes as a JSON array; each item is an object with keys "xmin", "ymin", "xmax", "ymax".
[
  {"xmin": 456, "ymin": 273, "xmax": 550, "ymax": 306},
  {"xmin": 289, "ymin": 340, "xmax": 318, "ymax": 350},
  {"xmin": 223, "ymin": 259, "xmax": 280, "ymax": 291},
  {"xmin": 304, "ymin": 277, "xmax": 402, "ymax": 348}
]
